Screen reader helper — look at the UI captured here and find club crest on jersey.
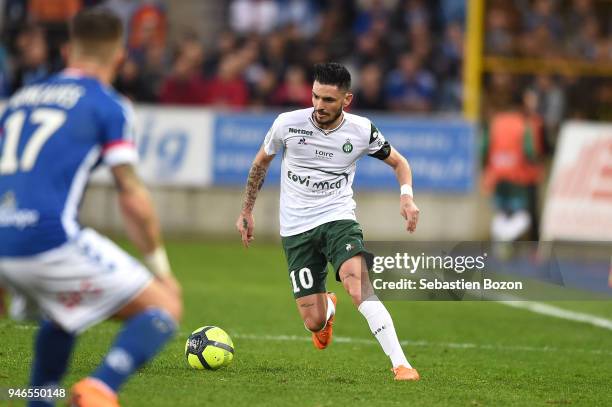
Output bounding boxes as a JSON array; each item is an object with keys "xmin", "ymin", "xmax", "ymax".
[{"xmin": 342, "ymin": 139, "xmax": 353, "ymax": 154}]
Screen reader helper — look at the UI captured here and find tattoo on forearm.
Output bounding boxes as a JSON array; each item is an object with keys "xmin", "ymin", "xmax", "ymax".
[{"xmin": 242, "ymin": 163, "xmax": 267, "ymax": 212}]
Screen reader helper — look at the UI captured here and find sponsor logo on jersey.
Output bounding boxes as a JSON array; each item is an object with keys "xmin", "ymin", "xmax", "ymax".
[
  {"xmin": 342, "ymin": 139, "xmax": 353, "ymax": 154},
  {"xmin": 315, "ymin": 149, "xmax": 334, "ymax": 160},
  {"xmin": 311, "ymin": 179, "xmax": 343, "ymax": 190},
  {"xmin": 0, "ymin": 191, "xmax": 40, "ymax": 229},
  {"xmin": 287, "ymin": 170, "xmax": 343, "ymax": 190},
  {"xmin": 289, "ymin": 128, "xmax": 314, "ymax": 136},
  {"xmin": 298, "ymin": 137, "xmax": 307, "ymax": 145}
]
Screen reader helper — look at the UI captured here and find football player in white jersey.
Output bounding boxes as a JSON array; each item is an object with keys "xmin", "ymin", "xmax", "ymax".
[{"xmin": 236, "ymin": 63, "xmax": 420, "ymax": 381}]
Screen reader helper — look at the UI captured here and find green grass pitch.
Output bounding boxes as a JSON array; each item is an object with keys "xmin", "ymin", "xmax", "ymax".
[{"xmin": 1, "ymin": 241, "xmax": 611, "ymax": 406}]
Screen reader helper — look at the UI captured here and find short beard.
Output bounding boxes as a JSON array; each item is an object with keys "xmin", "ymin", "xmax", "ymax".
[{"xmin": 314, "ymin": 107, "xmax": 343, "ymax": 127}]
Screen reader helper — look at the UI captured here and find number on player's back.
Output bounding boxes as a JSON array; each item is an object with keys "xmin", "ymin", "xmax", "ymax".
[{"xmin": 0, "ymin": 108, "xmax": 67, "ymax": 174}]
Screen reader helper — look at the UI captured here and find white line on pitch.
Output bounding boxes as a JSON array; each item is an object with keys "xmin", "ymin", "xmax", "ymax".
[
  {"xmin": 231, "ymin": 333, "xmax": 612, "ymax": 356},
  {"xmin": 5, "ymin": 324, "xmax": 611, "ymax": 356},
  {"xmin": 496, "ymin": 299, "xmax": 612, "ymax": 331}
]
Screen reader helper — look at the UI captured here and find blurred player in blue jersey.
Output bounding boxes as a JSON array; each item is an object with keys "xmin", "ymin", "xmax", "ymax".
[{"xmin": 0, "ymin": 9, "xmax": 182, "ymax": 407}]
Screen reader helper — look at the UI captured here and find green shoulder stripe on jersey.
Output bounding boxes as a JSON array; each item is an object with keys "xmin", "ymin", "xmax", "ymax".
[{"xmin": 370, "ymin": 123, "xmax": 381, "ymax": 144}]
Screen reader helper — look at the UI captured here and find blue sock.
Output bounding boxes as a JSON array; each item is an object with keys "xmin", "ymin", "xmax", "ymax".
[
  {"xmin": 28, "ymin": 320, "xmax": 76, "ymax": 407},
  {"xmin": 92, "ymin": 309, "xmax": 176, "ymax": 392}
]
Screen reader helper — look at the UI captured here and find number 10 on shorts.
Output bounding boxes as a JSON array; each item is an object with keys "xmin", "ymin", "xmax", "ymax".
[{"xmin": 290, "ymin": 268, "xmax": 313, "ymax": 293}]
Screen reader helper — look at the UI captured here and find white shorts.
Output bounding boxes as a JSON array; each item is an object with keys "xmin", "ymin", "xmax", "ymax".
[{"xmin": 0, "ymin": 228, "xmax": 152, "ymax": 333}]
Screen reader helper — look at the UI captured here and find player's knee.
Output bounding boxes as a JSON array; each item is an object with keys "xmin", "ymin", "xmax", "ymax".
[
  {"xmin": 342, "ymin": 274, "xmax": 362, "ymax": 304},
  {"xmin": 152, "ymin": 288, "xmax": 183, "ymax": 323},
  {"xmin": 164, "ymin": 295, "xmax": 183, "ymax": 323},
  {"xmin": 346, "ymin": 287, "xmax": 362, "ymax": 305},
  {"xmin": 304, "ymin": 315, "xmax": 326, "ymax": 332},
  {"xmin": 303, "ymin": 309, "xmax": 327, "ymax": 332},
  {"xmin": 150, "ymin": 280, "xmax": 183, "ymax": 322}
]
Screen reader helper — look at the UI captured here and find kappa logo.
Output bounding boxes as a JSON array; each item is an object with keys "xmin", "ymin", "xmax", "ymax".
[
  {"xmin": 345, "ymin": 243, "xmax": 354, "ymax": 251},
  {"xmin": 298, "ymin": 137, "xmax": 307, "ymax": 145}
]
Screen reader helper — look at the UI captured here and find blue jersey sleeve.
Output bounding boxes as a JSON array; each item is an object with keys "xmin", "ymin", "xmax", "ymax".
[
  {"xmin": 0, "ymin": 105, "xmax": 9, "ymax": 130},
  {"xmin": 99, "ymin": 96, "xmax": 138, "ymax": 167}
]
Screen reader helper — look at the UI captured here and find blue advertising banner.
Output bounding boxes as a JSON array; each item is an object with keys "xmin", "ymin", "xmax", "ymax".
[
  {"xmin": 90, "ymin": 106, "xmax": 214, "ymax": 186},
  {"xmin": 213, "ymin": 113, "xmax": 282, "ymax": 186},
  {"xmin": 212, "ymin": 112, "xmax": 476, "ymax": 193},
  {"xmin": 355, "ymin": 116, "xmax": 476, "ymax": 192}
]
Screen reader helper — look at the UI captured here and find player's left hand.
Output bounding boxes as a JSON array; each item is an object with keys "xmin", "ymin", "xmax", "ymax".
[{"xmin": 400, "ymin": 195, "xmax": 419, "ymax": 233}]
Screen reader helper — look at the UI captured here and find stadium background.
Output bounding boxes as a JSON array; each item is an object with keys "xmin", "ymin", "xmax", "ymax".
[
  {"xmin": 1, "ymin": 1, "xmax": 612, "ymax": 406},
  {"xmin": 0, "ymin": 0, "xmax": 610, "ymax": 241}
]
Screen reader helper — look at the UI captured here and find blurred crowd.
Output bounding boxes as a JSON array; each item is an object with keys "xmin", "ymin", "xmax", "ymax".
[
  {"xmin": 0, "ymin": 0, "xmax": 465, "ymax": 113},
  {"xmin": 483, "ymin": 0, "xmax": 612, "ymax": 127},
  {"xmin": 486, "ymin": 0, "xmax": 610, "ymax": 60},
  {"xmin": 0, "ymin": 0, "xmax": 610, "ymax": 121}
]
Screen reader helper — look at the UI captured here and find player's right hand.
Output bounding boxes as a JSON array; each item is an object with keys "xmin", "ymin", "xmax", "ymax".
[{"xmin": 236, "ymin": 212, "xmax": 255, "ymax": 248}]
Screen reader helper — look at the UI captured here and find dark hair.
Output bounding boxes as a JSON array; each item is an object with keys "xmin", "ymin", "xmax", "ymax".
[
  {"xmin": 70, "ymin": 8, "xmax": 123, "ymax": 44},
  {"xmin": 313, "ymin": 62, "xmax": 351, "ymax": 91}
]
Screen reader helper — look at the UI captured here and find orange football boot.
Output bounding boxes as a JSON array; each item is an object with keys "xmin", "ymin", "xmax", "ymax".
[
  {"xmin": 312, "ymin": 292, "xmax": 337, "ymax": 350},
  {"xmin": 70, "ymin": 378, "xmax": 120, "ymax": 407},
  {"xmin": 392, "ymin": 365, "xmax": 420, "ymax": 381}
]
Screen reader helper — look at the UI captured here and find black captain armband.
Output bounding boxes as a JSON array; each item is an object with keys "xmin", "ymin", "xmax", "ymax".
[{"xmin": 368, "ymin": 141, "xmax": 392, "ymax": 160}]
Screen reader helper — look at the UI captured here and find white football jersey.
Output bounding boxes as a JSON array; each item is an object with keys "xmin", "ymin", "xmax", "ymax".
[{"xmin": 263, "ymin": 107, "xmax": 391, "ymax": 236}]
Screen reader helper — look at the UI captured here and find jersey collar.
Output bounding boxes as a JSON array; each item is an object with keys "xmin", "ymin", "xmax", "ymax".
[
  {"xmin": 61, "ymin": 68, "xmax": 88, "ymax": 78},
  {"xmin": 309, "ymin": 109, "xmax": 346, "ymax": 135}
]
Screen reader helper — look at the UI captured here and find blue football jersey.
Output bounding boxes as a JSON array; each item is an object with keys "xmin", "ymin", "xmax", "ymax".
[{"xmin": 0, "ymin": 69, "xmax": 138, "ymax": 256}]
